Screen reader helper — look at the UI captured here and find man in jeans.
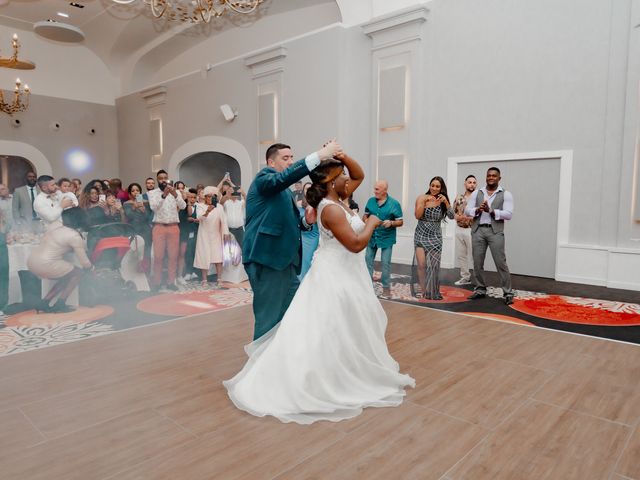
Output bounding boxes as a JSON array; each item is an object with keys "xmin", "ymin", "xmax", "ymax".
[
  {"xmin": 148, "ymin": 170, "xmax": 186, "ymax": 291},
  {"xmin": 363, "ymin": 180, "xmax": 403, "ymax": 298},
  {"xmin": 453, "ymin": 174, "xmax": 477, "ymax": 285}
]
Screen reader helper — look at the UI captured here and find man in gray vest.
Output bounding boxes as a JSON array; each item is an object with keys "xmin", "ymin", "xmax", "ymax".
[{"xmin": 464, "ymin": 167, "xmax": 515, "ymax": 305}]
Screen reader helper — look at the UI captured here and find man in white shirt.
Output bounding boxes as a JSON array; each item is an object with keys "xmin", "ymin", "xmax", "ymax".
[
  {"xmin": 33, "ymin": 175, "xmax": 74, "ymax": 231},
  {"xmin": 148, "ymin": 169, "xmax": 186, "ymax": 291},
  {"xmin": 464, "ymin": 167, "xmax": 515, "ymax": 305}
]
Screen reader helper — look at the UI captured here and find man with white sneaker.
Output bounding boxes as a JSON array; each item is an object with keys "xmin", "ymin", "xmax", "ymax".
[{"xmin": 453, "ymin": 174, "xmax": 476, "ymax": 286}]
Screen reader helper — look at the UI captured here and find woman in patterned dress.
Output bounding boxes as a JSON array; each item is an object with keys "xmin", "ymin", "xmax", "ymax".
[{"xmin": 413, "ymin": 176, "xmax": 454, "ymax": 300}]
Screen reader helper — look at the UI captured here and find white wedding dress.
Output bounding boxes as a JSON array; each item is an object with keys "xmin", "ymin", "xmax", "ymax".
[{"xmin": 223, "ymin": 198, "xmax": 415, "ymax": 424}]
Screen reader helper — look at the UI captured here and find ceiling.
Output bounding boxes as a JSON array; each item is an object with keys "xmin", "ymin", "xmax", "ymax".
[{"xmin": 0, "ymin": 0, "xmax": 338, "ymax": 82}]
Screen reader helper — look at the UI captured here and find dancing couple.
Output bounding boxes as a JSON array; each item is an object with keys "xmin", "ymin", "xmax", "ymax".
[{"xmin": 224, "ymin": 141, "xmax": 415, "ymax": 424}]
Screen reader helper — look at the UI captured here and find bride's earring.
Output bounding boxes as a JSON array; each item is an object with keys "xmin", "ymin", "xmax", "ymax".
[{"xmin": 331, "ymin": 181, "xmax": 336, "ymax": 189}]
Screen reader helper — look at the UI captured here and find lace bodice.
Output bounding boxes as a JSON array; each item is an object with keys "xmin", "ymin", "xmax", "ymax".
[{"xmin": 317, "ymin": 198, "xmax": 364, "ymax": 251}]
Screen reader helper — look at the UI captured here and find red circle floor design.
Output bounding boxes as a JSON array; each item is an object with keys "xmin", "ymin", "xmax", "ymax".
[{"xmin": 509, "ymin": 295, "xmax": 640, "ymax": 326}]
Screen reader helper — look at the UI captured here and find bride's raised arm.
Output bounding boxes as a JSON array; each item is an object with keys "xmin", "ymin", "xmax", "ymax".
[
  {"xmin": 321, "ymin": 203, "xmax": 381, "ymax": 253},
  {"xmin": 335, "ymin": 152, "xmax": 364, "ymax": 197}
]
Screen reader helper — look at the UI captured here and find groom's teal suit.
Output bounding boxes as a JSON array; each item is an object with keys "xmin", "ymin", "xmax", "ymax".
[{"xmin": 243, "ymin": 158, "xmax": 313, "ymax": 340}]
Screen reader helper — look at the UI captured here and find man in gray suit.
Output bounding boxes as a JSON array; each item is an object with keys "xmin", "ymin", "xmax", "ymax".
[
  {"xmin": 464, "ymin": 167, "xmax": 515, "ymax": 305},
  {"xmin": 12, "ymin": 171, "xmax": 40, "ymax": 226}
]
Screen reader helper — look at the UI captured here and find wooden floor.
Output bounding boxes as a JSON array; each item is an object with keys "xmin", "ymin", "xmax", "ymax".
[{"xmin": 1, "ymin": 302, "xmax": 640, "ymax": 479}]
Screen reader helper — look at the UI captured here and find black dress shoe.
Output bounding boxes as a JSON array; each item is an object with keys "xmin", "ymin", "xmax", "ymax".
[
  {"xmin": 504, "ymin": 296, "xmax": 514, "ymax": 305},
  {"xmin": 468, "ymin": 291, "xmax": 486, "ymax": 300},
  {"xmin": 433, "ymin": 294, "xmax": 443, "ymax": 301},
  {"xmin": 35, "ymin": 300, "xmax": 53, "ymax": 313},
  {"xmin": 51, "ymin": 300, "xmax": 76, "ymax": 313}
]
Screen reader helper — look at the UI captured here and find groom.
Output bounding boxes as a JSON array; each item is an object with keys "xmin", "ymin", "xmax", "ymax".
[{"xmin": 244, "ymin": 141, "xmax": 342, "ymax": 340}]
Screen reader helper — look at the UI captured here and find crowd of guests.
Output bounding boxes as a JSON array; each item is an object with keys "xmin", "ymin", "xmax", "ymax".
[
  {"xmin": 0, "ymin": 160, "xmax": 514, "ymax": 316},
  {"xmin": 0, "ymin": 169, "xmax": 247, "ymax": 314}
]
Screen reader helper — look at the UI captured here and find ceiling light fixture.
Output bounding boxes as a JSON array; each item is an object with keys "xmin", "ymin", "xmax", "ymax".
[
  {"xmin": 57, "ymin": 12, "xmax": 70, "ymax": 18},
  {"xmin": 135, "ymin": 0, "xmax": 264, "ymax": 24}
]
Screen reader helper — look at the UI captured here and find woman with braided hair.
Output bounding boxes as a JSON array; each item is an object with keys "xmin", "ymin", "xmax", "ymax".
[{"xmin": 224, "ymin": 151, "xmax": 415, "ymax": 425}]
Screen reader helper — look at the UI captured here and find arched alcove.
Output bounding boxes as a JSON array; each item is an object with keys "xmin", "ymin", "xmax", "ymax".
[
  {"xmin": 179, "ymin": 152, "xmax": 241, "ymax": 187},
  {"xmin": 0, "ymin": 156, "xmax": 36, "ymax": 192},
  {"xmin": 167, "ymin": 136, "xmax": 253, "ymax": 189},
  {"xmin": 0, "ymin": 141, "xmax": 52, "ymax": 191}
]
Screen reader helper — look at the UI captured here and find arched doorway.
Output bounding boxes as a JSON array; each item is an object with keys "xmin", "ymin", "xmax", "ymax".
[
  {"xmin": 0, "ymin": 156, "xmax": 36, "ymax": 192},
  {"xmin": 178, "ymin": 152, "xmax": 241, "ymax": 188},
  {"xmin": 167, "ymin": 136, "xmax": 254, "ymax": 190}
]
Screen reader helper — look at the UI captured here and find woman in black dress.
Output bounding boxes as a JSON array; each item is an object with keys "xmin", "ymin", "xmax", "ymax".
[{"xmin": 412, "ymin": 176, "xmax": 454, "ymax": 300}]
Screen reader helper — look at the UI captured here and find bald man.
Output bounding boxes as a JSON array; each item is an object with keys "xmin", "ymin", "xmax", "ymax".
[{"xmin": 363, "ymin": 180, "xmax": 403, "ymax": 298}]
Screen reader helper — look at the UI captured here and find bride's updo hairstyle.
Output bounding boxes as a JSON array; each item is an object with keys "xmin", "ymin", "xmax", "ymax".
[{"xmin": 306, "ymin": 158, "xmax": 344, "ymax": 208}]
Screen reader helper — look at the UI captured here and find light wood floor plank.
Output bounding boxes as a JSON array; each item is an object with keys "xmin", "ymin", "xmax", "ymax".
[
  {"xmin": 616, "ymin": 424, "xmax": 640, "ymax": 479},
  {"xmin": 447, "ymin": 400, "xmax": 630, "ymax": 480}
]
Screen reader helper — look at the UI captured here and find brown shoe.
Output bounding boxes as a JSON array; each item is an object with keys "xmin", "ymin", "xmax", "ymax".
[{"xmin": 381, "ymin": 287, "xmax": 391, "ymax": 298}]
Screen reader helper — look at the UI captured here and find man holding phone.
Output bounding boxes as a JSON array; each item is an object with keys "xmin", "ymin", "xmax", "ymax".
[
  {"xmin": 464, "ymin": 167, "xmax": 515, "ymax": 305},
  {"xmin": 148, "ymin": 169, "xmax": 186, "ymax": 291}
]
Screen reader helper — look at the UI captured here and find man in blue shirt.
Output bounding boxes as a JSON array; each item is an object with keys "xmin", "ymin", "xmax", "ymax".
[{"xmin": 363, "ymin": 180, "xmax": 403, "ymax": 298}]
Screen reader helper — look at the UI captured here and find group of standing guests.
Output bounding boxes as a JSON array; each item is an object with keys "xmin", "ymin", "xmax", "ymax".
[{"xmin": 337, "ymin": 167, "xmax": 514, "ymax": 303}]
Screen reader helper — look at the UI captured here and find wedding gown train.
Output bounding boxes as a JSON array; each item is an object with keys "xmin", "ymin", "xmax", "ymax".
[{"xmin": 223, "ymin": 198, "xmax": 415, "ymax": 424}]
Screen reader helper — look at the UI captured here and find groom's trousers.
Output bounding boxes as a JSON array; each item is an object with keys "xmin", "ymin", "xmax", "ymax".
[{"xmin": 246, "ymin": 262, "xmax": 300, "ymax": 340}]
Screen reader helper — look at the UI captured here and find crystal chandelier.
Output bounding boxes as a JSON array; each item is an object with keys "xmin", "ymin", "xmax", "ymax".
[
  {"xmin": 0, "ymin": 34, "xmax": 33, "ymax": 116},
  {"xmin": 142, "ymin": 0, "xmax": 264, "ymax": 24}
]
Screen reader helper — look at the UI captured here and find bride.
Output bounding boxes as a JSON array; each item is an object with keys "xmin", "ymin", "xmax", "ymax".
[{"xmin": 223, "ymin": 151, "xmax": 415, "ymax": 424}]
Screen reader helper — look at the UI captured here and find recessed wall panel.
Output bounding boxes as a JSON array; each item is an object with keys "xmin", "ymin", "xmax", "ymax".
[{"xmin": 379, "ymin": 66, "xmax": 406, "ymax": 130}]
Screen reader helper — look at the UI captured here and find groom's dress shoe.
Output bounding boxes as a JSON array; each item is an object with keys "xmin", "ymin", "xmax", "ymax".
[{"xmin": 468, "ymin": 291, "xmax": 486, "ymax": 300}]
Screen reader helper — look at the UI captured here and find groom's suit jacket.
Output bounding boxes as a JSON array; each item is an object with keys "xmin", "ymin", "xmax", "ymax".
[{"xmin": 243, "ymin": 159, "xmax": 311, "ymax": 273}]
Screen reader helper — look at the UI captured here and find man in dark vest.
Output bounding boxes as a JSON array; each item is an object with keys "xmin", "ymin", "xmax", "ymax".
[
  {"xmin": 243, "ymin": 140, "xmax": 341, "ymax": 340},
  {"xmin": 464, "ymin": 167, "xmax": 515, "ymax": 305}
]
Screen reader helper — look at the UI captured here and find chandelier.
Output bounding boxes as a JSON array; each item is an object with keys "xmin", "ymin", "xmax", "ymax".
[
  {"xmin": 0, "ymin": 34, "xmax": 33, "ymax": 116},
  {"xmin": 0, "ymin": 78, "xmax": 30, "ymax": 116},
  {"xmin": 141, "ymin": 0, "xmax": 264, "ymax": 24},
  {"xmin": 0, "ymin": 34, "xmax": 36, "ymax": 70}
]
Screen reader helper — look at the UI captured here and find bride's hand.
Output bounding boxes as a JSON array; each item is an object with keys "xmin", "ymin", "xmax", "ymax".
[
  {"xmin": 304, "ymin": 205, "xmax": 317, "ymax": 225},
  {"xmin": 367, "ymin": 214, "xmax": 382, "ymax": 228}
]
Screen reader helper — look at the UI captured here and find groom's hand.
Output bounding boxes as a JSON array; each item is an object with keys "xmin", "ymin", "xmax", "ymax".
[
  {"xmin": 304, "ymin": 206, "xmax": 317, "ymax": 225},
  {"xmin": 317, "ymin": 140, "xmax": 342, "ymax": 160}
]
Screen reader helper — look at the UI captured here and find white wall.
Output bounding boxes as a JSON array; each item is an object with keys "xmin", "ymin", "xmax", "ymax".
[
  {"xmin": 117, "ymin": 26, "xmax": 345, "ymax": 189},
  {"xmin": 0, "ymin": 28, "xmax": 117, "ymax": 105},
  {"xmin": 417, "ymin": 0, "xmax": 639, "ymax": 289},
  {"xmin": 0, "ymin": 94, "xmax": 119, "ymax": 183}
]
